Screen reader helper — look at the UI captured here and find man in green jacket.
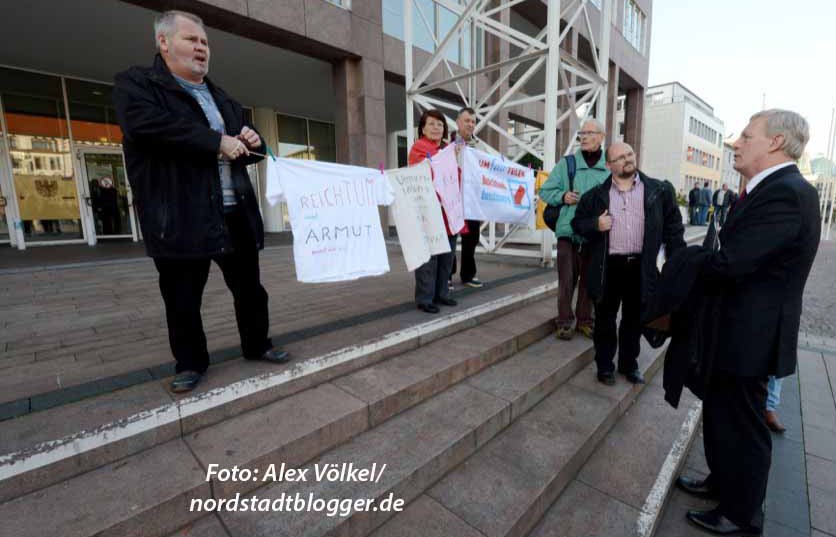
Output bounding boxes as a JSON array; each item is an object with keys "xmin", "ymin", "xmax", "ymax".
[{"xmin": 539, "ymin": 119, "xmax": 610, "ymax": 340}]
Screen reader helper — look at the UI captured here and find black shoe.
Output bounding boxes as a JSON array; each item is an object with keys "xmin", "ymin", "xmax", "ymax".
[
  {"xmin": 676, "ymin": 476, "xmax": 718, "ymax": 499},
  {"xmin": 433, "ymin": 297, "xmax": 458, "ymax": 306},
  {"xmin": 246, "ymin": 348, "xmax": 290, "ymax": 364},
  {"xmin": 686, "ymin": 509, "xmax": 761, "ymax": 536},
  {"xmin": 171, "ymin": 370, "xmax": 203, "ymax": 393},
  {"xmin": 619, "ymin": 368, "xmax": 645, "ymax": 384},
  {"xmin": 418, "ymin": 303, "xmax": 440, "ymax": 314},
  {"xmin": 597, "ymin": 371, "xmax": 616, "ymax": 386}
]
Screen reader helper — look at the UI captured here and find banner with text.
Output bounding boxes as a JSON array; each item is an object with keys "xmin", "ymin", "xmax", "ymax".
[
  {"xmin": 462, "ymin": 148, "xmax": 535, "ymax": 227},
  {"xmin": 386, "ymin": 161, "xmax": 451, "ymax": 271},
  {"xmin": 265, "ymin": 158, "xmax": 394, "ymax": 283}
]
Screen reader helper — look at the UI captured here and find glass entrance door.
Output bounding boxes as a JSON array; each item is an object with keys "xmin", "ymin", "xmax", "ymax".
[
  {"xmin": 0, "ymin": 135, "xmax": 12, "ymax": 244},
  {"xmin": 79, "ymin": 150, "xmax": 136, "ymax": 241}
]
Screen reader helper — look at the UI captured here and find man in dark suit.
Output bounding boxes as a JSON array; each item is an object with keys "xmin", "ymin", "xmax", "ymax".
[{"xmin": 677, "ymin": 109, "xmax": 821, "ymax": 536}]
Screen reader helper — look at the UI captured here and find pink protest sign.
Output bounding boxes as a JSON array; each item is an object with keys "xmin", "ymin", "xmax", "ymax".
[{"xmin": 429, "ymin": 144, "xmax": 466, "ymax": 234}]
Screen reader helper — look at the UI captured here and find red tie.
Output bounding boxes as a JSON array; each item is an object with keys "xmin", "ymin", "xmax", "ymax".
[{"xmin": 738, "ymin": 189, "xmax": 747, "ymax": 202}]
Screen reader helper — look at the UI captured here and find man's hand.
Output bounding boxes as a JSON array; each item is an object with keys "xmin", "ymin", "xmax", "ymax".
[
  {"xmin": 598, "ymin": 209, "xmax": 612, "ymax": 232},
  {"xmin": 563, "ymin": 191, "xmax": 580, "ymax": 205},
  {"xmin": 220, "ymin": 134, "xmax": 249, "ymax": 160},
  {"xmin": 238, "ymin": 126, "xmax": 262, "ymax": 149}
]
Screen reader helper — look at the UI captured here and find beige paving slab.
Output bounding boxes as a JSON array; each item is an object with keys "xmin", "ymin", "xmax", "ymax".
[{"xmin": 811, "ymin": 484, "xmax": 836, "ymax": 536}]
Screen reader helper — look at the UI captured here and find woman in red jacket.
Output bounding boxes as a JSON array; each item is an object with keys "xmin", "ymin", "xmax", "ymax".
[{"xmin": 409, "ymin": 109, "xmax": 459, "ymax": 314}]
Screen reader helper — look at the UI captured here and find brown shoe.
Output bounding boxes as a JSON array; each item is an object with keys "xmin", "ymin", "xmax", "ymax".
[{"xmin": 765, "ymin": 410, "xmax": 786, "ymax": 433}]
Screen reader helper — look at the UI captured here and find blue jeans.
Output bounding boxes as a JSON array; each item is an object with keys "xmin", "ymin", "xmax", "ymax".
[
  {"xmin": 699, "ymin": 206, "xmax": 709, "ymax": 225},
  {"xmin": 766, "ymin": 376, "xmax": 783, "ymax": 412}
]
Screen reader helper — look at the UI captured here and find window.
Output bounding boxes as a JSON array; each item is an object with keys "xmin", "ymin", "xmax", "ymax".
[
  {"xmin": 689, "ymin": 117, "xmax": 720, "ymax": 146},
  {"xmin": 589, "ymin": 0, "xmax": 602, "ymax": 8},
  {"xmin": 276, "ymin": 114, "xmax": 337, "ymax": 163},
  {"xmin": 65, "ymin": 79, "xmax": 122, "ymax": 145},
  {"xmin": 622, "ymin": 0, "xmax": 646, "ymax": 53}
]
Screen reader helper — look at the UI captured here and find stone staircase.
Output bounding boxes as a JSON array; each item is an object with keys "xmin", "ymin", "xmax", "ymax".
[{"xmin": 0, "ymin": 282, "xmax": 698, "ymax": 537}]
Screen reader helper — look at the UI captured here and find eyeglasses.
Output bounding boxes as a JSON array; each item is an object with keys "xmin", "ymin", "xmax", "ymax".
[
  {"xmin": 577, "ymin": 131, "xmax": 602, "ymax": 137},
  {"xmin": 608, "ymin": 151, "xmax": 635, "ymax": 164}
]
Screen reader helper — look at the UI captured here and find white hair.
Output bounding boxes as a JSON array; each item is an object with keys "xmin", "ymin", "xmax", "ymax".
[
  {"xmin": 581, "ymin": 118, "xmax": 606, "ymax": 134},
  {"xmin": 750, "ymin": 109, "xmax": 809, "ymax": 160},
  {"xmin": 154, "ymin": 10, "xmax": 204, "ymax": 49}
]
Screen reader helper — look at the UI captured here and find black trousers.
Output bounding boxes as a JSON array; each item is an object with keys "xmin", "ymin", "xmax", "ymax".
[
  {"xmin": 703, "ymin": 374, "xmax": 770, "ymax": 530},
  {"xmin": 452, "ymin": 220, "xmax": 481, "ymax": 283},
  {"xmin": 593, "ymin": 255, "xmax": 642, "ymax": 374},
  {"xmin": 153, "ymin": 209, "xmax": 272, "ymax": 374},
  {"xmin": 415, "ymin": 235, "xmax": 457, "ymax": 305}
]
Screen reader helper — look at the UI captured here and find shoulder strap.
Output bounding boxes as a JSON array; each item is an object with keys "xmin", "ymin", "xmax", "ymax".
[{"xmin": 566, "ymin": 154, "xmax": 576, "ymax": 191}]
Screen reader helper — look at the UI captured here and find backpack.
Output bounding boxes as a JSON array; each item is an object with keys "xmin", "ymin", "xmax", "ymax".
[{"xmin": 543, "ymin": 154, "xmax": 576, "ymax": 232}]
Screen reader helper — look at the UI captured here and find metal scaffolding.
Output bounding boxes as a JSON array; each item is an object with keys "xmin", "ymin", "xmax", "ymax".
[{"xmin": 404, "ymin": 0, "xmax": 614, "ymax": 265}]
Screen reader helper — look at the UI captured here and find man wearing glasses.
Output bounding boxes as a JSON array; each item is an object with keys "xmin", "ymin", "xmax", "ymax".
[
  {"xmin": 539, "ymin": 119, "xmax": 610, "ymax": 341},
  {"xmin": 571, "ymin": 142, "xmax": 685, "ymax": 385}
]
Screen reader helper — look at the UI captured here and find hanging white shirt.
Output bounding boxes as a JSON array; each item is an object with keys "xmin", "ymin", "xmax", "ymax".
[
  {"xmin": 265, "ymin": 158, "xmax": 394, "ymax": 283},
  {"xmin": 386, "ymin": 160, "xmax": 451, "ymax": 271}
]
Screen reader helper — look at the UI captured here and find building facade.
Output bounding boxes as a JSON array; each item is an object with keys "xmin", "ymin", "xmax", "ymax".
[
  {"xmin": 721, "ymin": 141, "xmax": 742, "ymax": 192},
  {"xmin": 640, "ymin": 81, "xmax": 724, "ymax": 194},
  {"xmin": 0, "ymin": 0, "xmax": 651, "ymax": 251}
]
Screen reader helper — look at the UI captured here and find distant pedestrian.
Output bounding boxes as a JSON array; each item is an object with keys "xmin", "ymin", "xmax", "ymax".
[
  {"xmin": 698, "ymin": 181, "xmax": 712, "ymax": 225},
  {"xmin": 712, "ymin": 183, "xmax": 732, "ymax": 226},
  {"xmin": 688, "ymin": 183, "xmax": 701, "ymax": 225}
]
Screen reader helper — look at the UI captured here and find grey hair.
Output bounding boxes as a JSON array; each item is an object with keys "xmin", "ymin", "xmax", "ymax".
[
  {"xmin": 581, "ymin": 118, "xmax": 606, "ymax": 134},
  {"xmin": 750, "ymin": 109, "xmax": 809, "ymax": 160},
  {"xmin": 154, "ymin": 10, "xmax": 204, "ymax": 49}
]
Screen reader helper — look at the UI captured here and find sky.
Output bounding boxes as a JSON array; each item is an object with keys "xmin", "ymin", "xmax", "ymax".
[{"xmin": 648, "ymin": 0, "xmax": 836, "ymax": 158}]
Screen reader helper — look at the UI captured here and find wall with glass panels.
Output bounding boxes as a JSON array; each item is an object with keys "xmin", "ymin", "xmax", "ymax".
[{"xmin": 0, "ymin": 67, "xmax": 83, "ymax": 242}]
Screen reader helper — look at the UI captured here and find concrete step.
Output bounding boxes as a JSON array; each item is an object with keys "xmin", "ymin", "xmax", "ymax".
[
  {"xmin": 0, "ymin": 280, "xmax": 555, "ymax": 503},
  {"xmin": 369, "ymin": 341, "xmax": 666, "ymax": 537},
  {"xmin": 525, "ymin": 367, "xmax": 703, "ymax": 537},
  {"xmin": 192, "ymin": 332, "xmax": 597, "ymax": 537},
  {"xmin": 0, "ymin": 296, "xmax": 569, "ymax": 537}
]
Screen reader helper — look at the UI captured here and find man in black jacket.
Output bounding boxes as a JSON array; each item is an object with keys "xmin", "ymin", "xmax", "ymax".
[
  {"xmin": 688, "ymin": 183, "xmax": 700, "ymax": 225},
  {"xmin": 572, "ymin": 142, "xmax": 685, "ymax": 386},
  {"xmin": 113, "ymin": 10, "xmax": 289, "ymax": 393},
  {"xmin": 676, "ymin": 109, "xmax": 820, "ymax": 536},
  {"xmin": 712, "ymin": 183, "xmax": 732, "ymax": 226}
]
